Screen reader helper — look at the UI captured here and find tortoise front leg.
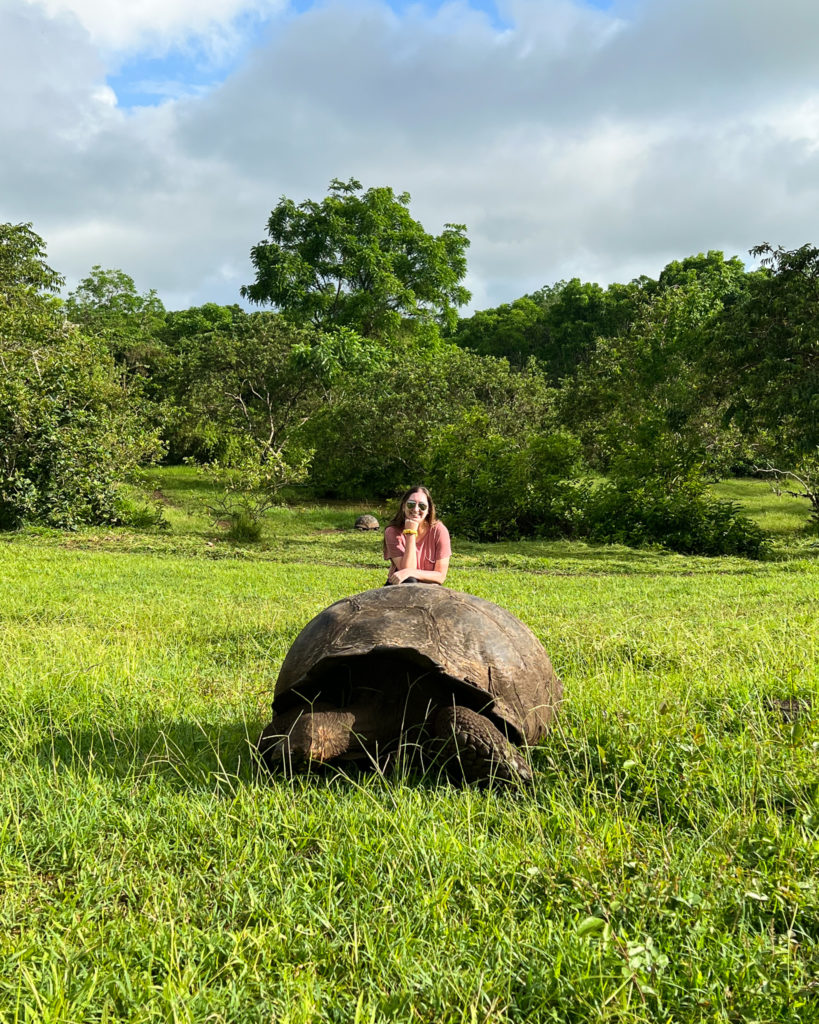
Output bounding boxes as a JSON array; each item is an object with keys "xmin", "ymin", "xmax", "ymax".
[
  {"xmin": 258, "ymin": 699, "xmax": 404, "ymax": 773},
  {"xmin": 258, "ymin": 703, "xmax": 349, "ymax": 771},
  {"xmin": 432, "ymin": 705, "xmax": 533, "ymax": 785}
]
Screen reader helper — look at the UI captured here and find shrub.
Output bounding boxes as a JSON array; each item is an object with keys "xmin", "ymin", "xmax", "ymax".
[
  {"xmin": 304, "ymin": 345, "xmax": 557, "ymax": 498},
  {"xmin": 427, "ymin": 411, "xmax": 587, "ymax": 541},
  {"xmin": 582, "ymin": 478, "xmax": 770, "ymax": 558},
  {"xmin": 161, "ymin": 313, "xmax": 362, "ymax": 477},
  {"xmin": 115, "ymin": 499, "xmax": 170, "ymax": 531},
  {"xmin": 0, "ymin": 330, "xmax": 163, "ymax": 529},
  {"xmin": 0, "ymin": 222, "xmax": 161, "ymax": 529},
  {"xmin": 206, "ymin": 486, "xmax": 276, "ymax": 544},
  {"xmin": 226, "ymin": 511, "xmax": 264, "ymax": 543}
]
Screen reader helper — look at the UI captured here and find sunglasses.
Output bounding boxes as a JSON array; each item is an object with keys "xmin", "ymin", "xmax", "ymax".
[{"xmin": 405, "ymin": 500, "xmax": 428, "ymax": 512}]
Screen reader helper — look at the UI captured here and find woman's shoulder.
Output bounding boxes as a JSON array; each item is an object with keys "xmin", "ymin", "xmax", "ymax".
[{"xmin": 431, "ymin": 519, "xmax": 449, "ymax": 536}]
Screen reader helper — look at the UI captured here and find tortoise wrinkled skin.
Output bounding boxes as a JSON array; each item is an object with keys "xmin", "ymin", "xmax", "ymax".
[{"xmin": 258, "ymin": 586, "xmax": 562, "ymax": 783}]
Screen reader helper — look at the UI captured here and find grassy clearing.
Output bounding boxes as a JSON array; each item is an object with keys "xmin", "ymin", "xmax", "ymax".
[
  {"xmin": 711, "ymin": 477, "xmax": 815, "ymax": 539},
  {"xmin": 0, "ymin": 471, "xmax": 817, "ymax": 1022}
]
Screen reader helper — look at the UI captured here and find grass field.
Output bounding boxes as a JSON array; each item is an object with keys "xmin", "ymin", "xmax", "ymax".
[{"xmin": 0, "ymin": 471, "xmax": 817, "ymax": 1022}]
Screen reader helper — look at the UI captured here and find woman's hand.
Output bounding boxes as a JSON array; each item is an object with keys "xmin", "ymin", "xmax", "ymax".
[
  {"xmin": 402, "ymin": 511, "xmax": 422, "ymax": 532},
  {"xmin": 391, "ymin": 567, "xmax": 417, "ymax": 584}
]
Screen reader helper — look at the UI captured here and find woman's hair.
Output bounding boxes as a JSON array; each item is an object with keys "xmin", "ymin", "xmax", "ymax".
[{"xmin": 383, "ymin": 485, "xmax": 437, "ymax": 554}]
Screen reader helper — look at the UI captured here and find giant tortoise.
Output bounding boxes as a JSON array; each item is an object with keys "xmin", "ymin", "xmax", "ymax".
[{"xmin": 258, "ymin": 585, "xmax": 562, "ymax": 783}]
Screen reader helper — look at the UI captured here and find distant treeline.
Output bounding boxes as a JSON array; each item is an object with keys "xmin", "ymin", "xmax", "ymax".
[{"xmin": 1, "ymin": 180, "xmax": 817, "ymax": 553}]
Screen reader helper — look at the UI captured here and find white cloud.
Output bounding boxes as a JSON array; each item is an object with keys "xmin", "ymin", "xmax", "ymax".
[
  {"xmin": 3, "ymin": 0, "xmax": 819, "ymax": 311},
  {"xmin": 22, "ymin": 0, "xmax": 284, "ymax": 54}
]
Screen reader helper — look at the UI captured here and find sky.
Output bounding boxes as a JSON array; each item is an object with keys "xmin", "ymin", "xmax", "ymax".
[{"xmin": 2, "ymin": 0, "xmax": 818, "ymax": 313}]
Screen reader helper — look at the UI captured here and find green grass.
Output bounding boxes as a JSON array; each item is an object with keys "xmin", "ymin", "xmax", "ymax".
[
  {"xmin": 711, "ymin": 476, "xmax": 815, "ymax": 538},
  {"xmin": 0, "ymin": 471, "xmax": 817, "ymax": 1022}
]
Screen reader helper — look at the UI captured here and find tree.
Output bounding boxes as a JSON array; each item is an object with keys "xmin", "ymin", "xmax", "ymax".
[
  {"xmin": 0, "ymin": 222, "xmax": 64, "ymax": 298},
  {"xmin": 453, "ymin": 277, "xmax": 649, "ymax": 380},
  {"xmin": 533, "ymin": 278, "xmax": 635, "ymax": 381},
  {"xmin": 451, "ymin": 296, "xmax": 546, "ymax": 367},
  {"xmin": 0, "ymin": 224, "xmax": 161, "ymax": 529},
  {"xmin": 161, "ymin": 302, "xmax": 246, "ymax": 352},
  {"xmin": 65, "ymin": 265, "xmax": 166, "ymax": 374},
  {"xmin": 711, "ymin": 243, "xmax": 819, "ymax": 461},
  {"xmin": 561, "ymin": 252, "xmax": 757, "ymax": 478},
  {"xmin": 241, "ymin": 177, "xmax": 471, "ymax": 338},
  {"xmin": 304, "ymin": 344, "xmax": 557, "ymax": 498},
  {"xmin": 656, "ymin": 250, "xmax": 748, "ymax": 296},
  {"xmin": 1, "ymin": 222, "xmax": 65, "ymax": 352},
  {"xmin": 427, "ymin": 413, "xmax": 586, "ymax": 541},
  {"xmin": 167, "ymin": 310, "xmax": 378, "ymax": 473},
  {"xmin": 0, "ymin": 330, "xmax": 162, "ymax": 529}
]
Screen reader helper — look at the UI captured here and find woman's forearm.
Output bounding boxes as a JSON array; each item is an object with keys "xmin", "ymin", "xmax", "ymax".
[
  {"xmin": 405, "ymin": 567, "xmax": 447, "ymax": 584},
  {"xmin": 398, "ymin": 534, "xmax": 418, "ymax": 570}
]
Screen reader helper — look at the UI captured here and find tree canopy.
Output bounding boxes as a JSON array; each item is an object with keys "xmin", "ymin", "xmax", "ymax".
[
  {"xmin": 241, "ymin": 177, "xmax": 471, "ymax": 338},
  {"xmin": 453, "ymin": 276, "xmax": 646, "ymax": 379},
  {"xmin": 65, "ymin": 267, "xmax": 168, "ymax": 398},
  {"xmin": 0, "ymin": 225, "xmax": 160, "ymax": 529},
  {"xmin": 0, "ymin": 222, "xmax": 64, "ymax": 299},
  {"xmin": 711, "ymin": 243, "xmax": 819, "ymax": 459},
  {"xmin": 3, "ymin": 207, "xmax": 816, "ymax": 553}
]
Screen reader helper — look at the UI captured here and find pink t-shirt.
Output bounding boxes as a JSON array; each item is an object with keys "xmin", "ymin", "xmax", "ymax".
[{"xmin": 384, "ymin": 520, "xmax": 452, "ymax": 582}]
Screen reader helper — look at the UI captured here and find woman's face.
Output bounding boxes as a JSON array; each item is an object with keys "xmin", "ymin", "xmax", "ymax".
[{"xmin": 403, "ymin": 490, "xmax": 430, "ymax": 526}]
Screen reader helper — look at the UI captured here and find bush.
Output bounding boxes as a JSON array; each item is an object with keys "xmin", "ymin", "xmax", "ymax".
[
  {"xmin": 115, "ymin": 499, "xmax": 170, "ymax": 531},
  {"xmin": 205, "ymin": 486, "xmax": 277, "ymax": 544},
  {"xmin": 226, "ymin": 511, "xmax": 264, "ymax": 543},
  {"xmin": 427, "ymin": 411, "xmax": 587, "ymax": 541},
  {"xmin": 0, "ymin": 330, "xmax": 162, "ymax": 530},
  {"xmin": 304, "ymin": 345, "xmax": 557, "ymax": 498},
  {"xmin": 160, "ymin": 313, "xmax": 360, "ymax": 476},
  {"xmin": 582, "ymin": 478, "xmax": 770, "ymax": 558},
  {"xmin": 0, "ymin": 224, "xmax": 161, "ymax": 529}
]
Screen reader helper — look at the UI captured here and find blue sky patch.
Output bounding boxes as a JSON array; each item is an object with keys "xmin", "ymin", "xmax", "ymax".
[
  {"xmin": 288, "ymin": 0, "xmax": 510, "ymax": 27},
  {"xmin": 108, "ymin": 53, "xmax": 228, "ymax": 107},
  {"xmin": 107, "ymin": 7, "xmax": 270, "ymax": 108}
]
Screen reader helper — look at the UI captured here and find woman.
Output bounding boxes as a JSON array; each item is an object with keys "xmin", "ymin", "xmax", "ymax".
[{"xmin": 383, "ymin": 485, "xmax": 451, "ymax": 585}]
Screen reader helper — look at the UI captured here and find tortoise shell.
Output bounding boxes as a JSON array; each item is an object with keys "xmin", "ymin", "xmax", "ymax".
[{"xmin": 273, "ymin": 585, "xmax": 562, "ymax": 745}]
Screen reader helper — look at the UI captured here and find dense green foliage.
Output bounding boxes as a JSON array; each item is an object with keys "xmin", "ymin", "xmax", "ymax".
[
  {"xmin": 0, "ymin": 470, "xmax": 816, "ymax": 1021},
  {"xmin": 428, "ymin": 417, "xmax": 586, "ymax": 541},
  {"xmin": 562, "ymin": 254, "xmax": 758, "ymax": 478},
  {"xmin": 159, "ymin": 310, "xmax": 327, "ymax": 468},
  {"xmin": 583, "ymin": 479, "xmax": 769, "ymax": 558},
  {"xmin": 0, "ymin": 329, "xmax": 160, "ymax": 529},
  {"xmin": 441, "ymin": 249, "xmax": 807, "ymax": 553},
  {"xmin": 4, "ymin": 197, "xmax": 818, "ymax": 554},
  {"xmin": 242, "ymin": 177, "xmax": 471, "ymax": 337},
  {"xmin": 711, "ymin": 242, "xmax": 819, "ymax": 459},
  {"xmin": 66, "ymin": 265, "xmax": 167, "ymax": 374},
  {"xmin": 452, "ymin": 277, "xmax": 642, "ymax": 379},
  {"xmin": 304, "ymin": 345, "xmax": 557, "ymax": 499},
  {"xmin": 0, "ymin": 225, "xmax": 160, "ymax": 529}
]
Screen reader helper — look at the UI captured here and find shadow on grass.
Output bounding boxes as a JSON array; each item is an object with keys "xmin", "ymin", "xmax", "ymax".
[
  {"xmin": 32, "ymin": 717, "xmax": 433, "ymax": 792},
  {"xmin": 34, "ymin": 717, "xmax": 528, "ymax": 796},
  {"xmin": 36, "ymin": 718, "xmax": 268, "ymax": 790}
]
